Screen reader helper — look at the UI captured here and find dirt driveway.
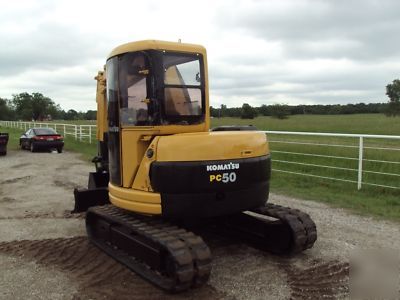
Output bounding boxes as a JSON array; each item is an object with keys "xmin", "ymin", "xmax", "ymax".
[{"xmin": 0, "ymin": 149, "xmax": 399, "ymax": 299}]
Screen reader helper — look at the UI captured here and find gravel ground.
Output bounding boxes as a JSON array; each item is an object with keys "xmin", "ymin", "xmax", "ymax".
[{"xmin": 0, "ymin": 149, "xmax": 399, "ymax": 299}]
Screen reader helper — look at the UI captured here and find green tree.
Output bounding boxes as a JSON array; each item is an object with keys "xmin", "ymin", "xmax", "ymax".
[
  {"xmin": 258, "ymin": 104, "xmax": 270, "ymax": 116},
  {"xmin": 84, "ymin": 110, "xmax": 97, "ymax": 120},
  {"xmin": 385, "ymin": 79, "xmax": 400, "ymax": 117},
  {"xmin": 65, "ymin": 109, "xmax": 79, "ymax": 120},
  {"xmin": 209, "ymin": 106, "xmax": 219, "ymax": 118},
  {"xmin": 12, "ymin": 93, "xmax": 33, "ymax": 120},
  {"xmin": 220, "ymin": 104, "xmax": 227, "ymax": 118},
  {"xmin": 47, "ymin": 103, "xmax": 64, "ymax": 120},
  {"xmin": 12, "ymin": 92, "xmax": 61, "ymax": 120},
  {"xmin": 31, "ymin": 93, "xmax": 54, "ymax": 120},
  {"xmin": 270, "ymin": 103, "xmax": 290, "ymax": 119},
  {"xmin": 241, "ymin": 103, "xmax": 257, "ymax": 119},
  {"xmin": 0, "ymin": 98, "xmax": 14, "ymax": 120}
]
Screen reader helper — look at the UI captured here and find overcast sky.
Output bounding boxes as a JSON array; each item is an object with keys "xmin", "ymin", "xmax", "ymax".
[{"xmin": 1, "ymin": 0, "xmax": 399, "ymax": 111}]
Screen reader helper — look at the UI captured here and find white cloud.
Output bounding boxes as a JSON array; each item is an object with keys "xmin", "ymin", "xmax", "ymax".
[{"xmin": 0, "ymin": 0, "xmax": 399, "ymax": 111}]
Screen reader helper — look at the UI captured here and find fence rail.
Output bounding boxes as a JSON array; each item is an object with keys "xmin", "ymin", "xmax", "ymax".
[
  {"xmin": 0, "ymin": 121, "xmax": 96, "ymax": 143},
  {"xmin": 1, "ymin": 120, "xmax": 399, "ymax": 191},
  {"xmin": 263, "ymin": 130, "xmax": 400, "ymax": 191}
]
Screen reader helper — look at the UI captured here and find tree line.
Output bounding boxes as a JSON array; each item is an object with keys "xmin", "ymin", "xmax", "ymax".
[
  {"xmin": 1, "ymin": 79, "xmax": 399, "ymax": 121},
  {"xmin": 212, "ymin": 79, "xmax": 400, "ymax": 119},
  {"xmin": 211, "ymin": 102, "xmax": 390, "ymax": 119},
  {"xmin": 0, "ymin": 93, "xmax": 96, "ymax": 121}
]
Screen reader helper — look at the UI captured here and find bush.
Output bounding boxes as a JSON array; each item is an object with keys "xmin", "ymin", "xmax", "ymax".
[
  {"xmin": 270, "ymin": 104, "xmax": 290, "ymax": 119},
  {"xmin": 241, "ymin": 103, "xmax": 257, "ymax": 119}
]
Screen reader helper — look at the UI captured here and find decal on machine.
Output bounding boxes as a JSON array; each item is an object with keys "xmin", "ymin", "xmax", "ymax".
[
  {"xmin": 209, "ymin": 172, "xmax": 237, "ymax": 183},
  {"xmin": 206, "ymin": 163, "xmax": 239, "ymax": 172},
  {"xmin": 206, "ymin": 163, "xmax": 239, "ymax": 183}
]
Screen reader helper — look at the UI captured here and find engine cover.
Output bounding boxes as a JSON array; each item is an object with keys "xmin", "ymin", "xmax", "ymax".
[{"xmin": 150, "ymin": 155, "xmax": 271, "ymax": 218}]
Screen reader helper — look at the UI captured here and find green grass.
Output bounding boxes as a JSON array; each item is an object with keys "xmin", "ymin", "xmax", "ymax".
[
  {"xmin": 1, "ymin": 126, "xmax": 21, "ymax": 151},
  {"xmin": 63, "ymin": 137, "xmax": 97, "ymax": 162},
  {"xmin": 211, "ymin": 113, "xmax": 400, "ymax": 135},
  {"xmin": 51, "ymin": 119, "xmax": 96, "ymax": 125},
  {"xmin": 212, "ymin": 114, "xmax": 400, "ymax": 221},
  {"xmin": 271, "ymin": 172, "xmax": 400, "ymax": 220},
  {"xmin": 22, "ymin": 119, "xmax": 97, "ymax": 125}
]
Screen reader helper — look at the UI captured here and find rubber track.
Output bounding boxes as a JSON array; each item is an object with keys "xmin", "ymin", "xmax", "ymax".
[
  {"xmin": 86, "ymin": 205, "xmax": 212, "ymax": 292},
  {"xmin": 251, "ymin": 203, "xmax": 317, "ymax": 255}
]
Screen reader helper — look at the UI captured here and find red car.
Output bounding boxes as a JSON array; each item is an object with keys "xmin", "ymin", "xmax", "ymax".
[{"xmin": 20, "ymin": 128, "xmax": 64, "ymax": 153}]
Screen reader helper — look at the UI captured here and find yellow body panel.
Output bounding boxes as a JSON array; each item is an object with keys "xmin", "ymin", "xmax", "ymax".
[
  {"xmin": 120, "ymin": 124, "xmax": 214, "ymax": 188},
  {"xmin": 156, "ymin": 131, "xmax": 269, "ymax": 162},
  {"xmin": 132, "ymin": 136, "xmax": 159, "ymax": 191},
  {"xmin": 120, "ymin": 129, "xmax": 153, "ymax": 187},
  {"xmin": 119, "ymin": 130, "xmax": 268, "ymax": 195},
  {"xmin": 109, "ymin": 182, "xmax": 161, "ymax": 214}
]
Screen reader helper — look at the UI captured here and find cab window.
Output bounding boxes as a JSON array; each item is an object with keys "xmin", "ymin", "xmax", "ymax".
[
  {"xmin": 163, "ymin": 54, "xmax": 202, "ymax": 117},
  {"xmin": 119, "ymin": 53, "xmax": 149, "ymax": 126}
]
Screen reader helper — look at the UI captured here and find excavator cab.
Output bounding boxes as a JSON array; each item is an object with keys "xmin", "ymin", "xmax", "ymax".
[
  {"xmin": 73, "ymin": 40, "xmax": 317, "ymax": 292},
  {"xmin": 112, "ymin": 50, "xmax": 204, "ymax": 127}
]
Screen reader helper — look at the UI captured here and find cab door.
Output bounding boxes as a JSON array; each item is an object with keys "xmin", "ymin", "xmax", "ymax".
[{"xmin": 106, "ymin": 52, "xmax": 151, "ymax": 187}]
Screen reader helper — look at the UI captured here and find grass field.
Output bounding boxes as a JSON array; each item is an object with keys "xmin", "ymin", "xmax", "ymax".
[
  {"xmin": 211, "ymin": 113, "xmax": 400, "ymax": 135},
  {"xmin": 2, "ymin": 113, "xmax": 400, "ymax": 221},
  {"xmin": 51, "ymin": 119, "xmax": 96, "ymax": 125},
  {"xmin": 212, "ymin": 114, "xmax": 400, "ymax": 221}
]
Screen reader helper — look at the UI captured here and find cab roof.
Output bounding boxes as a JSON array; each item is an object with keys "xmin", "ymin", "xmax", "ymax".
[{"xmin": 108, "ymin": 40, "xmax": 207, "ymax": 59}]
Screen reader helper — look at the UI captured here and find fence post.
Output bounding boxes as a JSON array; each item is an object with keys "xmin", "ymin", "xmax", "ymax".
[
  {"xmin": 79, "ymin": 126, "xmax": 82, "ymax": 142},
  {"xmin": 63, "ymin": 124, "xmax": 66, "ymax": 137},
  {"xmin": 357, "ymin": 136, "xmax": 364, "ymax": 190},
  {"xmin": 89, "ymin": 126, "xmax": 92, "ymax": 144},
  {"xmin": 74, "ymin": 125, "xmax": 78, "ymax": 140}
]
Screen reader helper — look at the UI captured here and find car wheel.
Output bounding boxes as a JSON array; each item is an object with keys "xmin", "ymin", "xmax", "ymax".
[
  {"xmin": 57, "ymin": 147, "xmax": 63, "ymax": 153},
  {"xmin": 30, "ymin": 142, "xmax": 36, "ymax": 153}
]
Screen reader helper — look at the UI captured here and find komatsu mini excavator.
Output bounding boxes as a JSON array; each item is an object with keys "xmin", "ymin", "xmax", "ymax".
[{"xmin": 73, "ymin": 40, "xmax": 317, "ymax": 292}]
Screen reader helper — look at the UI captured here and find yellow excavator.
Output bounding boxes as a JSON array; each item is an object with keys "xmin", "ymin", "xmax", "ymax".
[{"xmin": 73, "ymin": 40, "xmax": 317, "ymax": 292}]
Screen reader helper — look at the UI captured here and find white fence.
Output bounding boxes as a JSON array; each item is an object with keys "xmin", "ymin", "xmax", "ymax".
[
  {"xmin": 0, "ymin": 121, "xmax": 96, "ymax": 143},
  {"xmin": 1, "ymin": 120, "xmax": 399, "ymax": 191},
  {"xmin": 263, "ymin": 131, "xmax": 400, "ymax": 191}
]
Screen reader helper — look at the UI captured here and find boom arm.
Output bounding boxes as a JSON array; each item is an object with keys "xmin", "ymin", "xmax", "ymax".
[{"xmin": 95, "ymin": 69, "xmax": 108, "ymax": 142}]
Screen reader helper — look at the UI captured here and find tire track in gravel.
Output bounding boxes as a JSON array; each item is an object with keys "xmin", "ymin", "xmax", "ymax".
[
  {"xmin": 53, "ymin": 179, "xmax": 81, "ymax": 191},
  {"xmin": 11, "ymin": 163, "xmax": 31, "ymax": 169},
  {"xmin": 0, "ymin": 211, "xmax": 85, "ymax": 220},
  {"xmin": 0, "ymin": 237, "xmax": 227, "ymax": 300},
  {"xmin": 206, "ymin": 229, "xmax": 349, "ymax": 300},
  {"xmin": 0, "ymin": 175, "xmax": 31, "ymax": 184},
  {"xmin": 285, "ymin": 260, "xmax": 349, "ymax": 299}
]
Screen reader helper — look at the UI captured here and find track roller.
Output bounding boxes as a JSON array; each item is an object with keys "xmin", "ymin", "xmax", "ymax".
[
  {"xmin": 217, "ymin": 203, "xmax": 317, "ymax": 255},
  {"xmin": 86, "ymin": 205, "xmax": 212, "ymax": 292}
]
